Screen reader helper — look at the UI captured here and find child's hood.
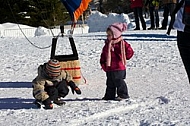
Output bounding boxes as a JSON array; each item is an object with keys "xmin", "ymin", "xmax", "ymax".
[{"xmin": 108, "ymin": 22, "xmax": 127, "ymax": 39}]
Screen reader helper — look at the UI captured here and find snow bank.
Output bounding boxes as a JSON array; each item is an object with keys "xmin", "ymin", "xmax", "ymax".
[
  {"xmin": 87, "ymin": 11, "xmax": 134, "ymax": 32},
  {"xmin": 1, "ymin": 12, "xmax": 134, "ymax": 37}
]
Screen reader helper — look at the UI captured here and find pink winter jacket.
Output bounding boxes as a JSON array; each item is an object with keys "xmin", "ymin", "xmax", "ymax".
[{"xmin": 100, "ymin": 40, "xmax": 134, "ymax": 72}]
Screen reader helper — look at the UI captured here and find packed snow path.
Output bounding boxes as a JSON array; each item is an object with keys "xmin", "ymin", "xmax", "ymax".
[{"xmin": 1, "ymin": 30, "xmax": 190, "ymax": 126}]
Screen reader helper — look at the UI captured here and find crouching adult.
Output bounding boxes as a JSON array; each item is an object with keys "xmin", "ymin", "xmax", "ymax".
[{"xmin": 32, "ymin": 59, "xmax": 81, "ymax": 109}]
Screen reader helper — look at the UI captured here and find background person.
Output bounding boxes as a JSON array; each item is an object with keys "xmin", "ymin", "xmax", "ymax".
[
  {"xmin": 159, "ymin": 0, "xmax": 177, "ymax": 30},
  {"xmin": 145, "ymin": 0, "xmax": 160, "ymax": 30},
  {"xmin": 130, "ymin": 0, "xmax": 146, "ymax": 30},
  {"xmin": 173, "ymin": 0, "xmax": 190, "ymax": 83}
]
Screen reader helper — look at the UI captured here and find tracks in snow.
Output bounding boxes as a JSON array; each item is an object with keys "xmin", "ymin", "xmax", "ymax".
[{"xmin": 67, "ymin": 99, "xmax": 158, "ymax": 126}]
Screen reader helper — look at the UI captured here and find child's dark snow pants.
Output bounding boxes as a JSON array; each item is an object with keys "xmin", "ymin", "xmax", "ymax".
[
  {"xmin": 104, "ymin": 70, "xmax": 129, "ymax": 100},
  {"xmin": 45, "ymin": 80, "xmax": 69, "ymax": 101}
]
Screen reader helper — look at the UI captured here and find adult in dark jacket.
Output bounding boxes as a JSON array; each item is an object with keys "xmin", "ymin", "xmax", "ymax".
[
  {"xmin": 100, "ymin": 22, "xmax": 134, "ymax": 100},
  {"xmin": 159, "ymin": 0, "xmax": 177, "ymax": 29},
  {"xmin": 145, "ymin": 0, "xmax": 160, "ymax": 30},
  {"xmin": 130, "ymin": 0, "xmax": 146, "ymax": 30},
  {"xmin": 173, "ymin": 0, "xmax": 190, "ymax": 83}
]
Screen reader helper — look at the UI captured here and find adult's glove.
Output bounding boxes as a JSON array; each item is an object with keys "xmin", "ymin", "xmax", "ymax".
[
  {"xmin": 68, "ymin": 81, "xmax": 81, "ymax": 95},
  {"xmin": 42, "ymin": 98, "xmax": 53, "ymax": 109}
]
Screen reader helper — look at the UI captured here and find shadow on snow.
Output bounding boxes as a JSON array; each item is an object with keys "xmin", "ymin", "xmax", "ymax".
[
  {"xmin": 0, "ymin": 82, "xmax": 36, "ymax": 109},
  {"xmin": 0, "ymin": 98, "xmax": 36, "ymax": 110},
  {"xmin": 63, "ymin": 97, "xmax": 102, "ymax": 101},
  {"xmin": 0, "ymin": 82, "xmax": 32, "ymax": 88},
  {"xmin": 78, "ymin": 33, "xmax": 176, "ymax": 42}
]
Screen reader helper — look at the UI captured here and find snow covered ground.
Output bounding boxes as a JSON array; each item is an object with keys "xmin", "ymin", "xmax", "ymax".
[{"xmin": 1, "ymin": 12, "xmax": 190, "ymax": 126}]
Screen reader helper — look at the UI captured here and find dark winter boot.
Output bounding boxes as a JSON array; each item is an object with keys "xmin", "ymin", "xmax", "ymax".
[
  {"xmin": 42, "ymin": 98, "xmax": 53, "ymax": 109},
  {"xmin": 54, "ymin": 97, "xmax": 66, "ymax": 106}
]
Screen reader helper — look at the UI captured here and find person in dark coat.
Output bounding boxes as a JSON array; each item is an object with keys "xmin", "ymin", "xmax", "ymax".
[
  {"xmin": 100, "ymin": 22, "xmax": 134, "ymax": 100},
  {"xmin": 130, "ymin": 0, "xmax": 146, "ymax": 30},
  {"xmin": 173, "ymin": 0, "xmax": 190, "ymax": 83}
]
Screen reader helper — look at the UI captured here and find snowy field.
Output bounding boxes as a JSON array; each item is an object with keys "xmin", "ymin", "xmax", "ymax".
[{"xmin": 1, "ymin": 12, "xmax": 190, "ymax": 126}]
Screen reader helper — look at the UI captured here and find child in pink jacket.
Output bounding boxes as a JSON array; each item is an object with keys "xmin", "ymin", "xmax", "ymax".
[{"xmin": 100, "ymin": 22, "xmax": 134, "ymax": 100}]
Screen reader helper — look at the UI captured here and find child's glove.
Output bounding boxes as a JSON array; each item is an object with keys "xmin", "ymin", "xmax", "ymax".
[
  {"xmin": 101, "ymin": 63, "xmax": 106, "ymax": 71},
  {"xmin": 42, "ymin": 98, "xmax": 53, "ymax": 109},
  {"xmin": 100, "ymin": 61, "xmax": 107, "ymax": 72},
  {"xmin": 72, "ymin": 86, "xmax": 81, "ymax": 94},
  {"xmin": 68, "ymin": 81, "xmax": 81, "ymax": 95}
]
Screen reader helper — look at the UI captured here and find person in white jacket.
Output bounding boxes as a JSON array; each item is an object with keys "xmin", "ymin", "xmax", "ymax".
[{"xmin": 173, "ymin": 0, "xmax": 190, "ymax": 83}]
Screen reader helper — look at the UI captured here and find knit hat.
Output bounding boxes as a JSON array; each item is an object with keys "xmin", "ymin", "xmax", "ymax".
[
  {"xmin": 108, "ymin": 22, "xmax": 127, "ymax": 39},
  {"xmin": 45, "ymin": 59, "xmax": 61, "ymax": 77}
]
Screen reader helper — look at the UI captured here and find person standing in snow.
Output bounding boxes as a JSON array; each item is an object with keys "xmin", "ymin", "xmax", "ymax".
[
  {"xmin": 130, "ymin": 0, "xmax": 146, "ymax": 30},
  {"xmin": 159, "ymin": 0, "xmax": 177, "ymax": 30},
  {"xmin": 100, "ymin": 22, "xmax": 134, "ymax": 100},
  {"xmin": 32, "ymin": 59, "xmax": 81, "ymax": 109},
  {"xmin": 145, "ymin": 0, "xmax": 160, "ymax": 30},
  {"xmin": 173, "ymin": 0, "xmax": 190, "ymax": 83}
]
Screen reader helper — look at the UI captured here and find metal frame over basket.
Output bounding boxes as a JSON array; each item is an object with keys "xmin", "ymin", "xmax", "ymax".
[{"xmin": 50, "ymin": 37, "xmax": 81, "ymax": 85}]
